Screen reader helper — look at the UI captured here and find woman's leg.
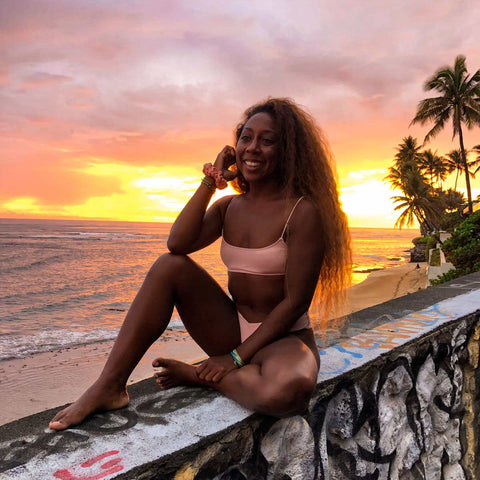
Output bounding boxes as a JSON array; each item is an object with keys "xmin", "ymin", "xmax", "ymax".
[
  {"xmin": 155, "ymin": 332, "xmax": 319, "ymax": 417},
  {"xmin": 49, "ymin": 253, "xmax": 240, "ymax": 430}
]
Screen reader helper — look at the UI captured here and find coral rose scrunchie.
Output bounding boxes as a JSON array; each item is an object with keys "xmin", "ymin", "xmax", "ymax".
[{"xmin": 202, "ymin": 163, "xmax": 228, "ymax": 190}]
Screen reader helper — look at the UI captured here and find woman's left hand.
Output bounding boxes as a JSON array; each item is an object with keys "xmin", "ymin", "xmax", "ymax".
[{"xmin": 196, "ymin": 354, "xmax": 237, "ymax": 383}]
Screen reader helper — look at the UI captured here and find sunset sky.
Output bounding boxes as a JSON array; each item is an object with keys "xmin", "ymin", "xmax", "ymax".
[{"xmin": 1, "ymin": 0, "xmax": 480, "ymax": 227}]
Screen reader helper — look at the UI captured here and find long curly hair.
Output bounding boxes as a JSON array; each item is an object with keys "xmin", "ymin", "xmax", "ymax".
[{"xmin": 233, "ymin": 98, "xmax": 351, "ymax": 331}]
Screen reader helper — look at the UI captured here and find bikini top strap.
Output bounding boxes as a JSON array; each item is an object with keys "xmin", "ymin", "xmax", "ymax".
[{"xmin": 281, "ymin": 197, "xmax": 304, "ymax": 237}]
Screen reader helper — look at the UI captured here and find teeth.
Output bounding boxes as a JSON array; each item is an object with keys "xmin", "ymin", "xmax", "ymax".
[{"xmin": 245, "ymin": 161, "xmax": 261, "ymax": 167}]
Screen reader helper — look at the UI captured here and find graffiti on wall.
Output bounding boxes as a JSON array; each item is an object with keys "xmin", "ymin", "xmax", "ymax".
[
  {"xmin": 0, "ymin": 387, "xmax": 219, "ymax": 478},
  {"xmin": 53, "ymin": 450, "xmax": 124, "ymax": 480},
  {"xmin": 319, "ymin": 301, "xmax": 462, "ymax": 376}
]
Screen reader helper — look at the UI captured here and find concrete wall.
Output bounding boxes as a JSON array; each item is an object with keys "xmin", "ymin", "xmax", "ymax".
[{"xmin": 1, "ymin": 273, "xmax": 480, "ymax": 480}]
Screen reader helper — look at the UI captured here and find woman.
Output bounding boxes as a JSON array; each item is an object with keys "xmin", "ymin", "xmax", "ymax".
[{"xmin": 49, "ymin": 98, "xmax": 351, "ymax": 430}]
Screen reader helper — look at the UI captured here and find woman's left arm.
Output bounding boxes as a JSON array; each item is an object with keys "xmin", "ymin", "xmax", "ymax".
[{"xmin": 235, "ymin": 199, "xmax": 325, "ymax": 363}]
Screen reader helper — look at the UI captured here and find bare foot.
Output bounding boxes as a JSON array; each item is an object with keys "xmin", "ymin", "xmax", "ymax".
[
  {"xmin": 153, "ymin": 358, "xmax": 204, "ymax": 389},
  {"xmin": 49, "ymin": 381, "xmax": 129, "ymax": 431}
]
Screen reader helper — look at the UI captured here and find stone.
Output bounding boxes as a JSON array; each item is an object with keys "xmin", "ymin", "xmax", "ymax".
[
  {"xmin": 410, "ymin": 243, "xmax": 426, "ymax": 262},
  {"xmin": 325, "ymin": 388, "xmax": 356, "ymax": 440},
  {"xmin": 416, "ymin": 356, "xmax": 436, "ymax": 452},
  {"xmin": 421, "ymin": 447, "xmax": 443, "ymax": 480},
  {"xmin": 443, "ymin": 418, "xmax": 462, "ymax": 463},
  {"xmin": 260, "ymin": 416, "xmax": 315, "ymax": 480},
  {"xmin": 442, "ymin": 463, "xmax": 466, "ymax": 480},
  {"xmin": 378, "ymin": 365, "xmax": 413, "ymax": 455}
]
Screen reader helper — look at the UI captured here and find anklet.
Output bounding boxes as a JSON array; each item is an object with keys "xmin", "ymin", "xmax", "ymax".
[{"xmin": 230, "ymin": 349, "xmax": 245, "ymax": 368}]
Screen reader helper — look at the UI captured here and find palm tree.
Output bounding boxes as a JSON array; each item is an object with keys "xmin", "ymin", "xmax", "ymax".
[
  {"xmin": 445, "ymin": 149, "xmax": 463, "ymax": 190},
  {"xmin": 390, "ymin": 174, "xmax": 444, "ymax": 232},
  {"xmin": 439, "ymin": 188, "xmax": 465, "ymax": 213},
  {"xmin": 445, "ymin": 148, "xmax": 478, "ymax": 189},
  {"xmin": 473, "ymin": 145, "xmax": 480, "ymax": 175},
  {"xmin": 385, "ymin": 136, "xmax": 424, "ymax": 189},
  {"xmin": 474, "ymin": 145, "xmax": 480, "ymax": 160},
  {"xmin": 419, "ymin": 149, "xmax": 448, "ymax": 188},
  {"xmin": 385, "ymin": 137, "xmax": 443, "ymax": 232},
  {"xmin": 411, "ymin": 55, "xmax": 480, "ymax": 214},
  {"xmin": 393, "ymin": 135, "xmax": 424, "ymax": 170}
]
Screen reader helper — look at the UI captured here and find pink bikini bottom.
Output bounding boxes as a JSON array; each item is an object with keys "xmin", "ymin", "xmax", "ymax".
[{"xmin": 237, "ymin": 311, "xmax": 311, "ymax": 342}]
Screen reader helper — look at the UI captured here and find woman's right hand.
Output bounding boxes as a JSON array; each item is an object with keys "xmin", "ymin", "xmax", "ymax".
[
  {"xmin": 214, "ymin": 145, "xmax": 237, "ymax": 182},
  {"xmin": 196, "ymin": 354, "xmax": 237, "ymax": 383}
]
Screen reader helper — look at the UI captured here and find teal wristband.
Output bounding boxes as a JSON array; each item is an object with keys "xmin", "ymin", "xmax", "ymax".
[{"xmin": 230, "ymin": 349, "xmax": 245, "ymax": 368}]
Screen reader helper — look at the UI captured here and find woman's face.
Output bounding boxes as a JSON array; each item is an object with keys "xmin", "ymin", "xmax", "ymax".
[{"xmin": 236, "ymin": 112, "xmax": 279, "ymax": 185}]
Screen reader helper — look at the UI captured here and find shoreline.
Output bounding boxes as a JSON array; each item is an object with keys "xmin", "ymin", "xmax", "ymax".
[{"xmin": 0, "ymin": 261, "xmax": 427, "ymax": 426}]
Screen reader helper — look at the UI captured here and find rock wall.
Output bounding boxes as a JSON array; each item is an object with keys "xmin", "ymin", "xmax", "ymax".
[
  {"xmin": 178, "ymin": 311, "xmax": 480, "ymax": 480},
  {"xmin": 410, "ymin": 239, "xmax": 427, "ymax": 263}
]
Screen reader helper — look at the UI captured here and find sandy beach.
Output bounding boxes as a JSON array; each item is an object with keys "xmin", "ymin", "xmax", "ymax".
[
  {"xmin": 0, "ymin": 262, "xmax": 427, "ymax": 426},
  {"xmin": 342, "ymin": 261, "xmax": 428, "ymax": 316}
]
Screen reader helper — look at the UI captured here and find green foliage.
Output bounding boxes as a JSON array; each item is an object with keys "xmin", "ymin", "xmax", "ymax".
[
  {"xmin": 442, "ymin": 210, "xmax": 480, "ymax": 275},
  {"xmin": 440, "ymin": 211, "xmax": 466, "ymax": 232},
  {"xmin": 413, "ymin": 236, "xmax": 428, "ymax": 244},
  {"xmin": 437, "ymin": 188, "xmax": 465, "ymax": 213},
  {"xmin": 424, "ymin": 235, "xmax": 438, "ymax": 261},
  {"xmin": 429, "ymin": 248, "xmax": 440, "ymax": 266}
]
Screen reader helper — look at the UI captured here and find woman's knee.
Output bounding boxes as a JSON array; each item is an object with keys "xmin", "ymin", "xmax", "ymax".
[
  {"xmin": 147, "ymin": 253, "xmax": 192, "ymax": 282},
  {"xmin": 257, "ymin": 374, "xmax": 316, "ymax": 416}
]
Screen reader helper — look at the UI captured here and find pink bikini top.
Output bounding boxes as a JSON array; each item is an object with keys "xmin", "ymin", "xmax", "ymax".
[{"xmin": 220, "ymin": 197, "xmax": 304, "ymax": 276}]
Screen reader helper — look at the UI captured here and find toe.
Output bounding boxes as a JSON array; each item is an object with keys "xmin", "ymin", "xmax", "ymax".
[
  {"xmin": 50, "ymin": 408, "xmax": 68, "ymax": 425},
  {"xmin": 152, "ymin": 357, "xmax": 167, "ymax": 367},
  {"xmin": 49, "ymin": 419, "xmax": 68, "ymax": 431}
]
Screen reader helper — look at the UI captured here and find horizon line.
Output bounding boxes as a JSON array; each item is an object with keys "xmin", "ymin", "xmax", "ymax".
[{"xmin": 0, "ymin": 216, "xmax": 418, "ymax": 230}]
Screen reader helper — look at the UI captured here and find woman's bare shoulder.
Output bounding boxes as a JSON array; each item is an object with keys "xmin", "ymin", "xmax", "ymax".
[
  {"xmin": 289, "ymin": 198, "xmax": 322, "ymax": 233},
  {"xmin": 293, "ymin": 197, "xmax": 319, "ymax": 218},
  {"xmin": 211, "ymin": 194, "xmax": 241, "ymax": 218}
]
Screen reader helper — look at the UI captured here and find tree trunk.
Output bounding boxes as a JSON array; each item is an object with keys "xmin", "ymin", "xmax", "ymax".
[
  {"xmin": 415, "ymin": 207, "xmax": 435, "ymax": 233},
  {"xmin": 458, "ymin": 123, "xmax": 473, "ymax": 214}
]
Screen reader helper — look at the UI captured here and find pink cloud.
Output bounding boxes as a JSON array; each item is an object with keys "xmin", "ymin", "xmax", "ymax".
[
  {"xmin": 1, "ymin": 0, "xmax": 479, "ymax": 221},
  {"xmin": 21, "ymin": 72, "xmax": 72, "ymax": 89}
]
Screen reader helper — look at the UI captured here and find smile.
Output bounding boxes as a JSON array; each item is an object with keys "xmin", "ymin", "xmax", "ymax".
[{"xmin": 244, "ymin": 160, "xmax": 262, "ymax": 167}]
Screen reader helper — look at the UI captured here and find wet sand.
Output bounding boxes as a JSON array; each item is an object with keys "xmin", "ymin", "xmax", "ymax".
[{"xmin": 0, "ymin": 262, "xmax": 427, "ymax": 425}]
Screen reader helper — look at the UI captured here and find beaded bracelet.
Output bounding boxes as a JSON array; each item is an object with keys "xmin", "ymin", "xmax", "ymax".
[
  {"xmin": 201, "ymin": 176, "xmax": 216, "ymax": 191},
  {"xmin": 203, "ymin": 163, "xmax": 228, "ymax": 190},
  {"xmin": 230, "ymin": 349, "xmax": 245, "ymax": 368}
]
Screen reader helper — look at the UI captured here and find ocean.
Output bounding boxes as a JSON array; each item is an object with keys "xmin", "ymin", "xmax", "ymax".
[{"xmin": 0, "ymin": 219, "xmax": 418, "ymax": 362}]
